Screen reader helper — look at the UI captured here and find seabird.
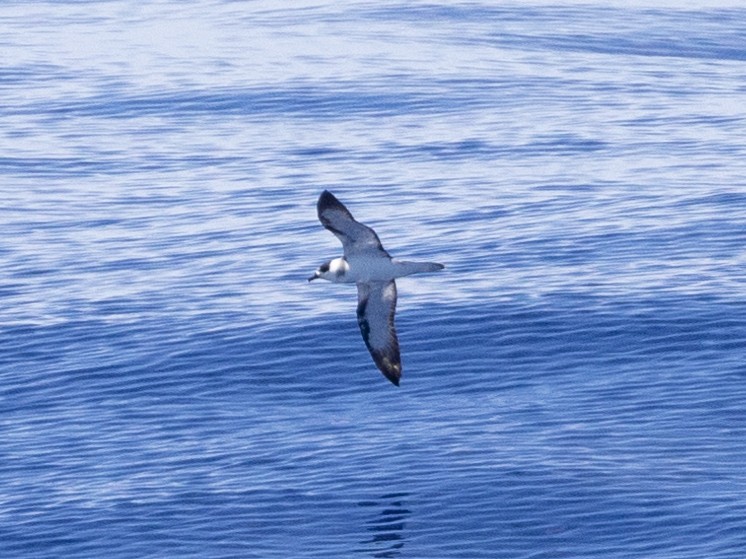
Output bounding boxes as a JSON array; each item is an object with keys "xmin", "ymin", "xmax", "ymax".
[{"xmin": 309, "ymin": 190, "xmax": 444, "ymax": 386}]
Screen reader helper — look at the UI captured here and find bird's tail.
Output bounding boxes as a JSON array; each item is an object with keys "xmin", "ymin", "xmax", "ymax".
[{"xmin": 395, "ymin": 260, "xmax": 445, "ymax": 276}]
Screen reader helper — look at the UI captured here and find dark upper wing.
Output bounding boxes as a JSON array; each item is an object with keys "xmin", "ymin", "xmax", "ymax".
[
  {"xmin": 317, "ymin": 190, "xmax": 390, "ymax": 258},
  {"xmin": 356, "ymin": 280, "xmax": 401, "ymax": 386}
]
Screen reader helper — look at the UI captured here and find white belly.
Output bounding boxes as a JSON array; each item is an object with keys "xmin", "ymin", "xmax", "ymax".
[
  {"xmin": 325, "ymin": 256, "xmax": 441, "ymax": 283},
  {"xmin": 345, "ymin": 256, "xmax": 400, "ymax": 282}
]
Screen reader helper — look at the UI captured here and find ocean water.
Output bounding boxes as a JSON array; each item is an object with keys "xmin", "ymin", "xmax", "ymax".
[{"xmin": 2, "ymin": 1, "xmax": 746, "ymax": 557}]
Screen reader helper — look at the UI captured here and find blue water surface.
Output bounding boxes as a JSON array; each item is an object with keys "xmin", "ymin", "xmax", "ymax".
[{"xmin": 2, "ymin": 2, "xmax": 746, "ymax": 558}]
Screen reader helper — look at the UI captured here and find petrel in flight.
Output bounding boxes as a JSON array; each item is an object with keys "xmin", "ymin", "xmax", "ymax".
[{"xmin": 309, "ymin": 190, "xmax": 444, "ymax": 386}]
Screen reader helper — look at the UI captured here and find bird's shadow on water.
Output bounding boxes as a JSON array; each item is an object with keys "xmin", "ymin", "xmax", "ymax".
[{"xmin": 354, "ymin": 493, "xmax": 411, "ymax": 558}]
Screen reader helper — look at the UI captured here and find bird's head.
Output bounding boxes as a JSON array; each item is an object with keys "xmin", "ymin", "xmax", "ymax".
[
  {"xmin": 308, "ymin": 258, "xmax": 348, "ymax": 282},
  {"xmin": 308, "ymin": 261, "xmax": 330, "ymax": 282}
]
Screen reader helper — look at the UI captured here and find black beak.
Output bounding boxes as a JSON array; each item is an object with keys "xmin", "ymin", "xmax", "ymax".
[{"xmin": 308, "ymin": 274, "xmax": 318, "ymax": 282}]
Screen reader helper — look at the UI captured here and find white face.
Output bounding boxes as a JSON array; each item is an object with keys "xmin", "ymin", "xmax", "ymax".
[{"xmin": 311, "ymin": 257, "xmax": 348, "ymax": 282}]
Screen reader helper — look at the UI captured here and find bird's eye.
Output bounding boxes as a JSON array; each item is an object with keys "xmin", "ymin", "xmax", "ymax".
[{"xmin": 319, "ymin": 263, "xmax": 329, "ymax": 273}]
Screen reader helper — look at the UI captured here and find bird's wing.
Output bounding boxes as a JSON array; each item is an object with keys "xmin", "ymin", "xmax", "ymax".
[
  {"xmin": 317, "ymin": 190, "xmax": 390, "ymax": 258},
  {"xmin": 356, "ymin": 280, "xmax": 401, "ymax": 386}
]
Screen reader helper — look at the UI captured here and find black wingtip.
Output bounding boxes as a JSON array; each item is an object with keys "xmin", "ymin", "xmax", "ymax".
[
  {"xmin": 318, "ymin": 190, "xmax": 337, "ymax": 205},
  {"xmin": 380, "ymin": 365, "xmax": 402, "ymax": 387},
  {"xmin": 381, "ymin": 372, "xmax": 400, "ymax": 386},
  {"xmin": 317, "ymin": 190, "xmax": 339, "ymax": 215}
]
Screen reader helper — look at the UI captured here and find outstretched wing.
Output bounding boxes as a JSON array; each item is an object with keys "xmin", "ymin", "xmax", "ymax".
[
  {"xmin": 317, "ymin": 190, "xmax": 390, "ymax": 258},
  {"xmin": 356, "ymin": 280, "xmax": 401, "ymax": 386}
]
